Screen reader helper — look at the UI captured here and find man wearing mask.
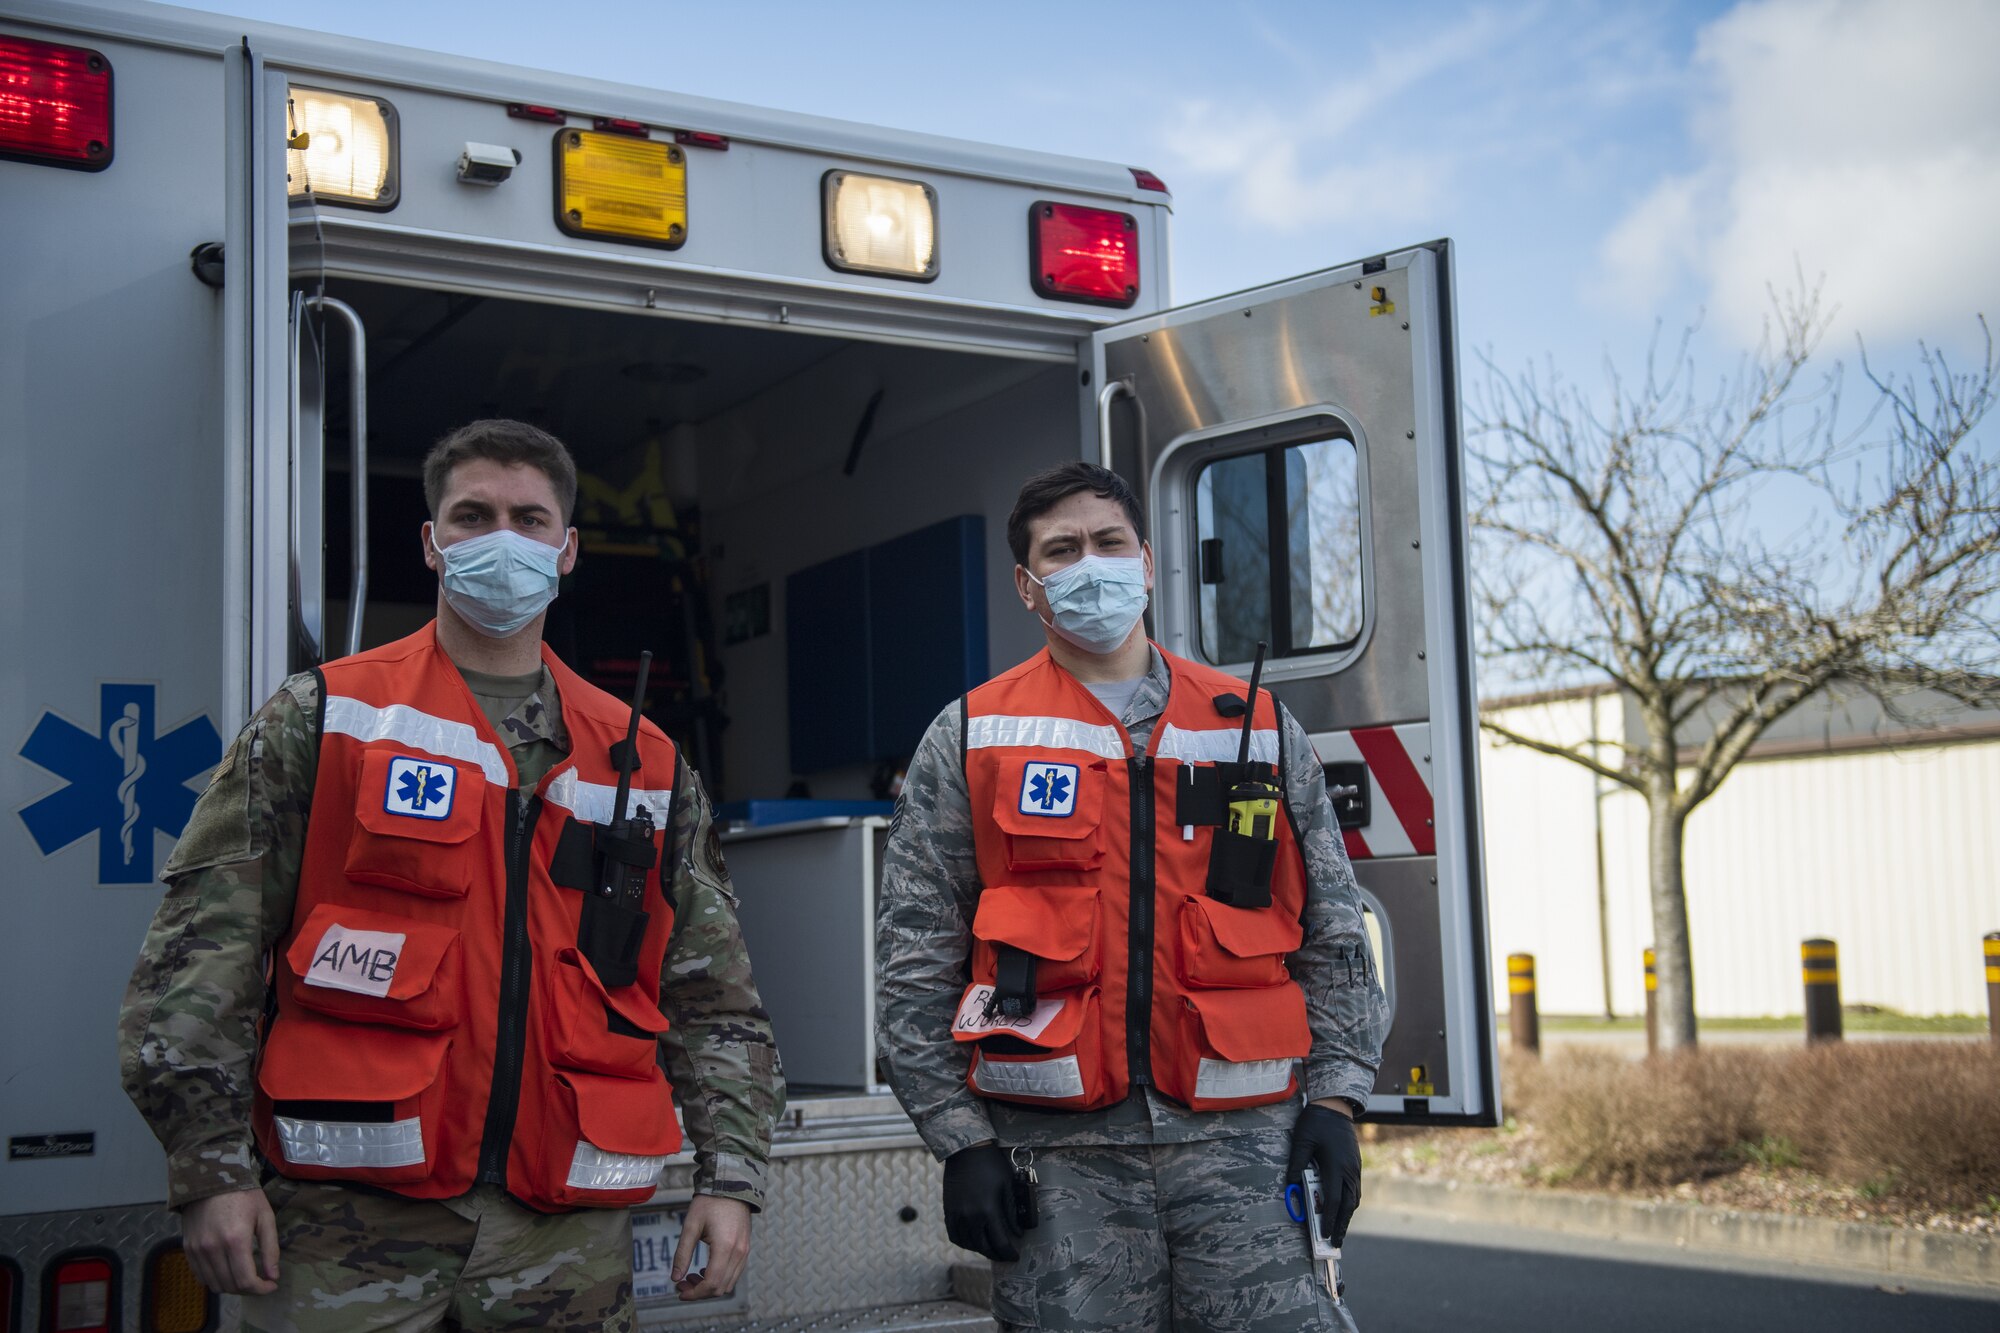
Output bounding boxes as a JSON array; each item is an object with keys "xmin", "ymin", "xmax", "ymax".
[
  {"xmin": 120, "ymin": 420, "xmax": 782, "ymax": 1330},
  {"xmin": 877, "ymin": 462, "xmax": 1388, "ymax": 1331}
]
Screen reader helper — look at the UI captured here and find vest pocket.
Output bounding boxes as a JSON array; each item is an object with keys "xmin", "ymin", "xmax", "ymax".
[
  {"xmin": 990, "ymin": 756, "xmax": 1108, "ymax": 871},
  {"xmin": 971, "ymin": 884, "xmax": 1102, "ymax": 991},
  {"xmin": 284, "ymin": 903, "xmax": 462, "ymax": 1030},
  {"xmin": 259, "ymin": 1015, "xmax": 451, "ymax": 1184},
  {"xmin": 1157, "ymin": 986, "xmax": 1310, "ymax": 1112},
  {"xmin": 547, "ymin": 946, "xmax": 672, "ymax": 1079},
  {"xmin": 346, "ymin": 750, "xmax": 485, "ymax": 899},
  {"xmin": 1176, "ymin": 894, "xmax": 1304, "ymax": 989},
  {"xmin": 541, "ymin": 1067, "xmax": 683, "ymax": 1207},
  {"xmin": 954, "ymin": 982, "xmax": 1110, "ymax": 1109}
]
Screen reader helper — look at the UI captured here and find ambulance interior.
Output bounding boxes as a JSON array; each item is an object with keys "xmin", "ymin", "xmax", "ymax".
[{"xmin": 311, "ymin": 279, "xmax": 1079, "ymax": 811}]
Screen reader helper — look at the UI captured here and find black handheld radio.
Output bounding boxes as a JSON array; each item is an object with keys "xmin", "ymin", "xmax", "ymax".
[{"xmin": 582, "ymin": 652, "xmax": 658, "ymax": 985}]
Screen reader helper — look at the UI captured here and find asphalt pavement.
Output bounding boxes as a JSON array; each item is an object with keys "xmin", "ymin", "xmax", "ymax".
[{"xmin": 1339, "ymin": 1208, "xmax": 2000, "ymax": 1332}]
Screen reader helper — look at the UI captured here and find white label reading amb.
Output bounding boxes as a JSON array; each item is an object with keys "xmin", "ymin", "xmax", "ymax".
[{"xmin": 305, "ymin": 923, "xmax": 407, "ymax": 998}]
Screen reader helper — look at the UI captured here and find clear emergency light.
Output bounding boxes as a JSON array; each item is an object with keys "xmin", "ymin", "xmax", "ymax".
[
  {"xmin": 0, "ymin": 35, "xmax": 113, "ymax": 171},
  {"xmin": 822, "ymin": 171, "xmax": 938, "ymax": 281},
  {"xmin": 556, "ymin": 129, "xmax": 689, "ymax": 249},
  {"xmin": 286, "ymin": 87, "xmax": 398, "ymax": 209},
  {"xmin": 1030, "ymin": 201, "xmax": 1139, "ymax": 307}
]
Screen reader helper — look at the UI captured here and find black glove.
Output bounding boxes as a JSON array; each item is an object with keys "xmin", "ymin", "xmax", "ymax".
[
  {"xmin": 942, "ymin": 1142, "xmax": 1023, "ymax": 1262},
  {"xmin": 1287, "ymin": 1103, "xmax": 1362, "ymax": 1246}
]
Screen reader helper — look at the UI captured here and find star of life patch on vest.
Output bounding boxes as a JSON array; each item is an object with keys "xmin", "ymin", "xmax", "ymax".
[
  {"xmin": 304, "ymin": 922, "xmax": 407, "ymax": 998},
  {"xmin": 384, "ymin": 754, "xmax": 455, "ymax": 819},
  {"xmin": 1018, "ymin": 761, "xmax": 1079, "ymax": 817}
]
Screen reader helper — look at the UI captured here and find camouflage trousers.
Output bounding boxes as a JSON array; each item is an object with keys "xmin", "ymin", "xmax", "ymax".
[
  {"xmin": 240, "ymin": 1178, "xmax": 635, "ymax": 1332},
  {"xmin": 988, "ymin": 1130, "xmax": 1349, "ymax": 1333}
]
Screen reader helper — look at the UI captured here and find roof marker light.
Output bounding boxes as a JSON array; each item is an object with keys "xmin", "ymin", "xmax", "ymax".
[
  {"xmin": 675, "ymin": 129, "xmax": 729, "ymax": 151},
  {"xmin": 1129, "ymin": 167, "xmax": 1168, "ymax": 193},
  {"xmin": 822, "ymin": 170, "xmax": 938, "ymax": 282},
  {"xmin": 0, "ymin": 35, "xmax": 113, "ymax": 171},
  {"xmin": 507, "ymin": 102, "xmax": 566, "ymax": 124},
  {"xmin": 592, "ymin": 116, "xmax": 649, "ymax": 138},
  {"xmin": 1030, "ymin": 201, "xmax": 1139, "ymax": 308},
  {"xmin": 287, "ymin": 87, "xmax": 398, "ymax": 209}
]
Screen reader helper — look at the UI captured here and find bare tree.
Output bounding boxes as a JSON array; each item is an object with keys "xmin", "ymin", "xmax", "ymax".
[{"xmin": 1470, "ymin": 285, "xmax": 2000, "ymax": 1051}]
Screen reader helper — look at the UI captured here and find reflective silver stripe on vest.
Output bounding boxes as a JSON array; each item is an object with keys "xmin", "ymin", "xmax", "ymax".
[
  {"xmin": 1154, "ymin": 725, "xmax": 1279, "ymax": 766},
  {"xmin": 965, "ymin": 714, "xmax": 1125, "ymax": 759},
  {"xmin": 323, "ymin": 696, "xmax": 509, "ymax": 785},
  {"xmin": 275, "ymin": 1115, "xmax": 425, "ymax": 1169},
  {"xmin": 544, "ymin": 770, "xmax": 675, "ymax": 825},
  {"xmin": 1194, "ymin": 1057, "xmax": 1295, "ymax": 1101},
  {"xmin": 971, "ymin": 1053, "xmax": 1087, "ymax": 1100},
  {"xmin": 566, "ymin": 1141, "xmax": 669, "ymax": 1192}
]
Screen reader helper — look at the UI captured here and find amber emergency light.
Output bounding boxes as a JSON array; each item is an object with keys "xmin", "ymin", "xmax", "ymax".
[{"xmin": 556, "ymin": 128, "xmax": 688, "ymax": 249}]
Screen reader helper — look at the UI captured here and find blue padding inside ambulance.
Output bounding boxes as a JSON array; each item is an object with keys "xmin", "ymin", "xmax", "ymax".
[
  {"xmin": 716, "ymin": 799, "xmax": 894, "ymax": 828},
  {"xmin": 787, "ymin": 515, "xmax": 987, "ymax": 774}
]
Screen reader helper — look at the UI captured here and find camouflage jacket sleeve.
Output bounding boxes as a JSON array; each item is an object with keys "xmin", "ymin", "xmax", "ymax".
[
  {"xmin": 1281, "ymin": 705, "xmax": 1390, "ymax": 1111},
  {"xmin": 117, "ymin": 673, "xmax": 319, "ymax": 1210},
  {"xmin": 655, "ymin": 765, "xmax": 784, "ymax": 1211},
  {"xmin": 874, "ymin": 702, "xmax": 996, "ymax": 1160}
]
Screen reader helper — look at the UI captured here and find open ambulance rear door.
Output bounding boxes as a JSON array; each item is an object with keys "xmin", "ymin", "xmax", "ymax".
[{"xmin": 1091, "ymin": 241, "xmax": 1499, "ymax": 1124}]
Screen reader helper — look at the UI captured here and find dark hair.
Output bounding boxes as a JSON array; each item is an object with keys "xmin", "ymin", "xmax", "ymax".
[
  {"xmin": 422, "ymin": 419, "xmax": 579, "ymax": 524},
  {"xmin": 1006, "ymin": 462, "xmax": 1146, "ymax": 566}
]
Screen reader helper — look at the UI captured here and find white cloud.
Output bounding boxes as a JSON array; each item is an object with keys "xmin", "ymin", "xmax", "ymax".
[
  {"xmin": 1600, "ymin": 0, "xmax": 2000, "ymax": 345},
  {"xmin": 1160, "ymin": 8, "xmax": 1519, "ymax": 233}
]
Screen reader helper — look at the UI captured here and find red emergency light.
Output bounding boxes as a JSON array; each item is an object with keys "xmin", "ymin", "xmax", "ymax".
[
  {"xmin": 43, "ymin": 1253, "xmax": 115, "ymax": 1333},
  {"xmin": 0, "ymin": 35, "xmax": 113, "ymax": 171},
  {"xmin": 1030, "ymin": 201, "xmax": 1139, "ymax": 308}
]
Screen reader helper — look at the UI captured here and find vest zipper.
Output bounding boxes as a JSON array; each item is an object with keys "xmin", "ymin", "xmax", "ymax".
[
  {"xmin": 1126, "ymin": 754, "xmax": 1155, "ymax": 1087},
  {"xmin": 477, "ymin": 788, "xmax": 540, "ymax": 1185}
]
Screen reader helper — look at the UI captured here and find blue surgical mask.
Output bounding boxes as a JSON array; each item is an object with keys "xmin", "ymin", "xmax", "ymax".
[
  {"xmin": 432, "ymin": 528, "xmax": 566, "ymax": 637},
  {"xmin": 1028, "ymin": 553, "xmax": 1150, "ymax": 654}
]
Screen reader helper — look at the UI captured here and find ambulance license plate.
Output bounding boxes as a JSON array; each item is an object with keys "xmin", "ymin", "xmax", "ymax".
[{"xmin": 630, "ymin": 1204, "xmax": 708, "ymax": 1305}]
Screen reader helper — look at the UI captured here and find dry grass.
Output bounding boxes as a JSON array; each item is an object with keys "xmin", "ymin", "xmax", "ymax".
[
  {"xmin": 1760, "ymin": 1043, "xmax": 2000, "ymax": 1208},
  {"xmin": 1376, "ymin": 1041, "xmax": 2000, "ymax": 1213}
]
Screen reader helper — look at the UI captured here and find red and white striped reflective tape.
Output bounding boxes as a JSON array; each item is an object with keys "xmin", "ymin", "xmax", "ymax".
[{"xmin": 1313, "ymin": 723, "xmax": 1435, "ymax": 859}]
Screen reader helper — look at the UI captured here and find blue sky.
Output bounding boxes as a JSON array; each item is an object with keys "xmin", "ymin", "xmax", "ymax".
[{"xmin": 188, "ymin": 0, "xmax": 1998, "ymax": 385}]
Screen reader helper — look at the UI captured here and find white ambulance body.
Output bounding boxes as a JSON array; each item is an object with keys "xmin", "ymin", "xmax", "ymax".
[{"xmin": 0, "ymin": 2, "xmax": 1497, "ymax": 1327}]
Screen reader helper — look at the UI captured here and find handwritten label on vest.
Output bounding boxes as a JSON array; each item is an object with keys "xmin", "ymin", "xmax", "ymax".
[
  {"xmin": 953, "ymin": 984, "xmax": 1066, "ymax": 1041},
  {"xmin": 304, "ymin": 923, "xmax": 407, "ymax": 998}
]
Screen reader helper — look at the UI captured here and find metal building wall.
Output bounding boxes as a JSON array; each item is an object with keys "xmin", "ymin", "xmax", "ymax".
[{"xmin": 1480, "ymin": 699, "xmax": 2000, "ymax": 1018}]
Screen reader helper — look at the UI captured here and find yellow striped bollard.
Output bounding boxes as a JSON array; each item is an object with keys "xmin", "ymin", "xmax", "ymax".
[
  {"xmin": 1803, "ymin": 938, "xmax": 1842, "ymax": 1043},
  {"xmin": 1985, "ymin": 932, "xmax": 1999, "ymax": 1044},
  {"xmin": 1643, "ymin": 947, "xmax": 1657, "ymax": 1056},
  {"xmin": 1508, "ymin": 953, "xmax": 1540, "ymax": 1056}
]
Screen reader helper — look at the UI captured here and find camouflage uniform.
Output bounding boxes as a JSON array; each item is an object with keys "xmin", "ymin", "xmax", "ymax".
[
  {"xmin": 120, "ymin": 656, "xmax": 783, "ymax": 1330},
  {"xmin": 876, "ymin": 646, "xmax": 1388, "ymax": 1331}
]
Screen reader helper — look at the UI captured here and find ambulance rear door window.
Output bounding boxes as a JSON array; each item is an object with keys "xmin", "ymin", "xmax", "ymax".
[{"xmin": 1194, "ymin": 435, "xmax": 1362, "ymax": 663}]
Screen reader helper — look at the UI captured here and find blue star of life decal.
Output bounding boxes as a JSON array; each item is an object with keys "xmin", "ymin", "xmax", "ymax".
[
  {"xmin": 18, "ymin": 683, "xmax": 223, "ymax": 885},
  {"xmin": 385, "ymin": 755, "xmax": 455, "ymax": 820},
  {"xmin": 1018, "ymin": 761, "xmax": 1079, "ymax": 818}
]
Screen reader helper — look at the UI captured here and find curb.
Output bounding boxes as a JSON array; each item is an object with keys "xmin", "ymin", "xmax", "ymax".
[{"xmin": 1368, "ymin": 1174, "xmax": 2000, "ymax": 1290}]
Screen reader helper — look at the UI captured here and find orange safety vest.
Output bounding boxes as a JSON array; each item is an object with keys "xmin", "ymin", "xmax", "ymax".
[
  {"xmin": 957, "ymin": 645, "xmax": 1312, "ymax": 1114},
  {"xmin": 252, "ymin": 625, "xmax": 684, "ymax": 1211}
]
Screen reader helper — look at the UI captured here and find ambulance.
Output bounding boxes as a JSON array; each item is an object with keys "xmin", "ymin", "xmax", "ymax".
[{"xmin": 0, "ymin": 2, "xmax": 1499, "ymax": 1327}]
